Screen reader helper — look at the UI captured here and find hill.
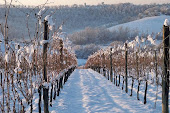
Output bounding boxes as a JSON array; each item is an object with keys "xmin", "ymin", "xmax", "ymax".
[
  {"xmin": 0, "ymin": 3, "xmax": 170, "ymax": 41},
  {"xmin": 71, "ymin": 15, "xmax": 170, "ymax": 59},
  {"xmin": 108, "ymin": 15, "xmax": 170, "ymax": 35}
]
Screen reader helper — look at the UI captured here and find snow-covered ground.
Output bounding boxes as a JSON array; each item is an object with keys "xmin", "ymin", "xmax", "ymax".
[
  {"xmin": 105, "ymin": 74, "xmax": 169, "ymax": 113},
  {"xmin": 77, "ymin": 59, "xmax": 87, "ymax": 66},
  {"xmin": 0, "ymin": 68, "xmax": 167, "ymax": 112},
  {"xmin": 49, "ymin": 69, "xmax": 154, "ymax": 113},
  {"xmin": 109, "ymin": 15, "xmax": 170, "ymax": 35}
]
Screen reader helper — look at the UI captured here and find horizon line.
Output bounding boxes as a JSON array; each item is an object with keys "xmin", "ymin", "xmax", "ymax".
[{"xmin": 0, "ymin": 2, "xmax": 170, "ymax": 7}]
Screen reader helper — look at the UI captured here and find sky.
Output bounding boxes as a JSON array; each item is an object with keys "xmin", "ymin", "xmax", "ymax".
[{"xmin": 0, "ymin": 0, "xmax": 170, "ymax": 6}]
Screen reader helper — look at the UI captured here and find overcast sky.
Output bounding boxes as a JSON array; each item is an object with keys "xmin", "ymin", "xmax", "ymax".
[{"xmin": 1, "ymin": 0, "xmax": 170, "ymax": 6}]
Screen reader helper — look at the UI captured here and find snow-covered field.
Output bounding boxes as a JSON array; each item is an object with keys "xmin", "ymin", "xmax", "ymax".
[
  {"xmin": 77, "ymin": 59, "xmax": 87, "ymax": 66},
  {"xmin": 103, "ymin": 73, "xmax": 170, "ymax": 113},
  {"xmin": 109, "ymin": 15, "xmax": 170, "ymax": 35},
  {"xmin": 47, "ymin": 69, "xmax": 160, "ymax": 113}
]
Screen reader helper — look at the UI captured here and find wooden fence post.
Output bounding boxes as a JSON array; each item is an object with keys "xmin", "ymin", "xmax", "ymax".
[
  {"xmin": 155, "ymin": 50, "xmax": 158, "ymax": 84},
  {"xmin": 137, "ymin": 81, "xmax": 140, "ymax": 100},
  {"xmin": 107, "ymin": 70, "xmax": 109, "ymax": 80},
  {"xmin": 38, "ymin": 86, "xmax": 42, "ymax": 113},
  {"xmin": 53, "ymin": 84, "xmax": 57, "ymax": 100},
  {"xmin": 130, "ymin": 77, "xmax": 134, "ymax": 96},
  {"xmin": 57, "ymin": 80, "xmax": 60, "ymax": 96},
  {"xmin": 122, "ymin": 76, "xmax": 124, "ymax": 90},
  {"xmin": 50, "ymin": 83, "xmax": 53, "ymax": 107},
  {"xmin": 60, "ymin": 39, "xmax": 63, "ymax": 71},
  {"xmin": 162, "ymin": 24, "xmax": 169, "ymax": 113},
  {"xmin": 118, "ymin": 75, "xmax": 120, "ymax": 87},
  {"xmin": 114, "ymin": 69, "xmax": 116, "ymax": 84},
  {"xmin": 102, "ymin": 53, "xmax": 106, "ymax": 77},
  {"xmin": 136, "ymin": 52, "xmax": 139, "ymax": 79},
  {"xmin": 110, "ymin": 48, "xmax": 113, "ymax": 82},
  {"xmin": 125, "ymin": 43, "xmax": 128, "ymax": 93},
  {"xmin": 136, "ymin": 52, "xmax": 140, "ymax": 100},
  {"xmin": 43, "ymin": 20, "xmax": 49, "ymax": 113},
  {"xmin": 144, "ymin": 80, "xmax": 148, "ymax": 104},
  {"xmin": 116, "ymin": 75, "xmax": 117, "ymax": 86}
]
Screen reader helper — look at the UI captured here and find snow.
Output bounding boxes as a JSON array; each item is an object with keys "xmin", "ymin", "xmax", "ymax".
[
  {"xmin": 164, "ymin": 19, "xmax": 169, "ymax": 26},
  {"xmin": 126, "ymin": 35, "xmax": 161, "ymax": 49},
  {"xmin": 147, "ymin": 35, "xmax": 155, "ymax": 45},
  {"xmin": 45, "ymin": 15, "xmax": 55, "ymax": 30},
  {"xmin": 43, "ymin": 82, "xmax": 50, "ymax": 89},
  {"xmin": 109, "ymin": 15, "xmax": 170, "ymax": 35},
  {"xmin": 77, "ymin": 59, "xmax": 87, "ymax": 66},
  {"xmin": 5, "ymin": 52, "xmax": 9, "ymax": 63},
  {"xmin": 25, "ymin": 45, "xmax": 34, "ymax": 54},
  {"xmin": 0, "ymin": 68, "xmax": 167, "ymax": 112},
  {"xmin": 40, "ymin": 39, "xmax": 49, "ymax": 45},
  {"xmin": 128, "ymin": 40, "xmax": 137, "ymax": 49},
  {"xmin": 37, "ymin": 8, "xmax": 45, "ymax": 16},
  {"xmin": 25, "ymin": 45, "xmax": 35, "ymax": 67},
  {"xmin": 135, "ymin": 36, "xmax": 140, "ymax": 44},
  {"xmin": 59, "ymin": 25, "xmax": 63, "ymax": 31},
  {"xmin": 48, "ymin": 69, "xmax": 153, "ymax": 113}
]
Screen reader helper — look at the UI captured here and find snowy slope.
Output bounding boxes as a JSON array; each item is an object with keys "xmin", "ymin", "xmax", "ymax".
[
  {"xmin": 77, "ymin": 59, "xmax": 87, "ymax": 66},
  {"xmin": 109, "ymin": 15, "xmax": 170, "ymax": 35},
  {"xmin": 49, "ymin": 69, "xmax": 153, "ymax": 113}
]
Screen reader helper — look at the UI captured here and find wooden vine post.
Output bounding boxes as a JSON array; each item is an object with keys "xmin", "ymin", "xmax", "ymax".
[
  {"xmin": 155, "ymin": 50, "xmax": 158, "ymax": 84},
  {"xmin": 162, "ymin": 24, "xmax": 169, "ymax": 113},
  {"xmin": 102, "ymin": 53, "xmax": 106, "ymax": 77},
  {"xmin": 43, "ymin": 20, "xmax": 49, "ymax": 113},
  {"xmin": 125, "ymin": 43, "xmax": 128, "ymax": 93},
  {"xmin": 110, "ymin": 48, "xmax": 113, "ymax": 82},
  {"xmin": 60, "ymin": 39, "xmax": 64, "ymax": 71},
  {"xmin": 136, "ymin": 51, "xmax": 140, "ymax": 100}
]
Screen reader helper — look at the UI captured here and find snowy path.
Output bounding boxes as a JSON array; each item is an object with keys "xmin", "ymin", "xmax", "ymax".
[{"xmin": 50, "ymin": 69, "xmax": 152, "ymax": 113}]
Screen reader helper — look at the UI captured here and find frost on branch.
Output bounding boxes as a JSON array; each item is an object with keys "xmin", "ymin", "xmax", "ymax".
[
  {"xmin": 164, "ymin": 19, "xmax": 169, "ymax": 26},
  {"xmin": 45, "ymin": 15, "xmax": 55, "ymax": 30},
  {"xmin": 37, "ymin": 8, "xmax": 45, "ymax": 25},
  {"xmin": 5, "ymin": 52, "xmax": 9, "ymax": 63},
  {"xmin": 25, "ymin": 45, "xmax": 35, "ymax": 67},
  {"xmin": 59, "ymin": 25, "xmax": 62, "ymax": 31},
  {"xmin": 147, "ymin": 35, "xmax": 155, "ymax": 45},
  {"xmin": 147, "ymin": 35, "xmax": 161, "ymax": 46},
  {"xmin": 135, "ymin": 36, "xmax": 141, "ymax": 44},
  {"xmin": 14, "ymin": 44, "xmax": 36, "ymax": 71},
  {"xmin": 37, "ymin": 8, "xmax": 45, "ymax": 16},
  {"xmin": 40, "ymin": 39, "xmax": 49, "ymax": 45}
]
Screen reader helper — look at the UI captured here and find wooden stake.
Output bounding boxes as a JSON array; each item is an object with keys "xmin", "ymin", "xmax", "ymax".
[
  {"xmin": 162, "ymin": 25, "xmax": 169, "ymax": 113},
  {"xmin": 125, "ymin": 43, "xmax": 128, "ymax": 93},
  {"xmin": 110, "ymin": 48, "xmax": 113, "ymax": 82},
  {"xmin": 43, "ymin": 20, "xmax": 49, "ymax": 113}
]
